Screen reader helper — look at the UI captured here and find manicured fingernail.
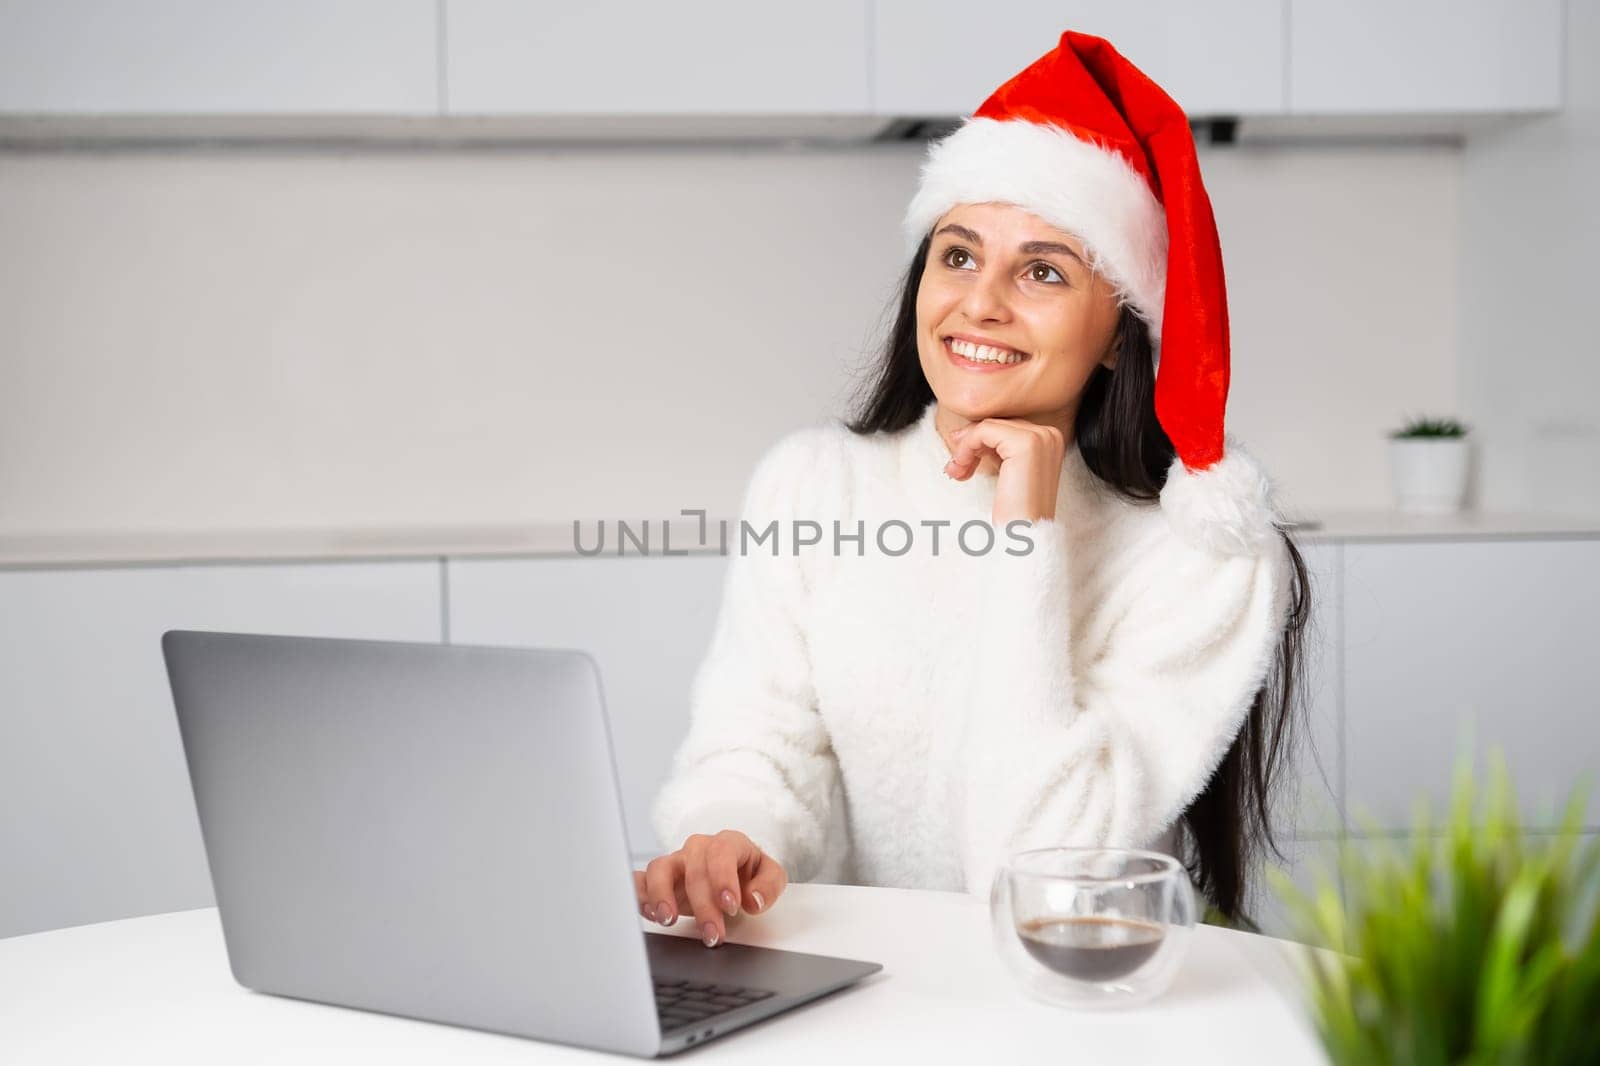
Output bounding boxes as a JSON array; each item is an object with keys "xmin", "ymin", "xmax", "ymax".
[
  {"xmin": 641, "ymin": 903, "xmax": 656, "ymax": 921},
  {"xmin": 751, "ymin": 890, "xmax": 765, "ymax": 913},
  {"xmin": 720, "ymin": 890, "xmax": 738, "ymax": 916},
  {"xmin": 701, "ymin": 923, "xmax": 719, "ymax": 947},
  {"xmin": 657, "ymin": 902, "xmax": 674, "ymax": 925}
]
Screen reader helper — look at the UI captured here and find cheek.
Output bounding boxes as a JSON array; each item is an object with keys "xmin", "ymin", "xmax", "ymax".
[
  {"xmin": 914, "ymin": 283, "xmax": 953, "ymax": 368},
  {"xmin": 1024, "ymin": 307, "xmax": 1112, "ymax": 392},
  {"xmin": 915, "ymin": 275, "xmax": 949, "ymax": 327},
  {"xmin": 1034, "ymin": 297, "xmax": 1111, "ymax": 361}
]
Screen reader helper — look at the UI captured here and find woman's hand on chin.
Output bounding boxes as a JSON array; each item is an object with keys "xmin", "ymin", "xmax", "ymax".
[{"xmin": 944, "ymin": 417, "xmax": 1065, "ymax": 526}]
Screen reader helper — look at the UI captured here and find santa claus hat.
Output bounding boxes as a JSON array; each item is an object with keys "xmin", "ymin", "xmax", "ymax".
[{"xmin": 902, "ymin": 29, "xmax": 1277, "ymax": 555}]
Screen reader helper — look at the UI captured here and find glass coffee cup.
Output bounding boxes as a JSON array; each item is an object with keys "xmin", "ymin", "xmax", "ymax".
[{"xmin": 990, "ymin": 847, "xmax": 1197, "ymax": 1009}]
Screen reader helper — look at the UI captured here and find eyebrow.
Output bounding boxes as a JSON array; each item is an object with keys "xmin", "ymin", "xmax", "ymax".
[{"xmin": 932, "ymin": 222, "xmax": 1086, "ymax": 267}]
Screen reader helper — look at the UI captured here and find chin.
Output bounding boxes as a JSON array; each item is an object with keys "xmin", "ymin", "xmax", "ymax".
[{"xmin": 934, "ymin": 388, "xmax": 1007, "ymax": 421}]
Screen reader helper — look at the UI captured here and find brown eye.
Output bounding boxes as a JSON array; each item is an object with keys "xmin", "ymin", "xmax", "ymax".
[
  {"xmin": 1029, "ymin": 262, "xmax": 1066, "ymax": 284},
  {"xmin": 942, "ymin": 247, "xmax": 975, "ymax": 269}
]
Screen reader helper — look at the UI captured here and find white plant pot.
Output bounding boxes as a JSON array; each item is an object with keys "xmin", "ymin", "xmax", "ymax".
[{"xmin": 1388, "ymin": 437, "xmax": 1470, "ymax": 514}]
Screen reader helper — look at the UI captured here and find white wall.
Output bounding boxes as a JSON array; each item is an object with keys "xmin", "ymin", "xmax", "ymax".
[
  {"xmin": 1458, "ymin": 0, "xmax": 1599, "ymax": 515},
  {"xmin": 0, "ymin": 140, "xmax": 1459, "ymax": 535},
  {"xmin": 1207, "ymin": 143, "xmax": 1459, "ymax": 522}
]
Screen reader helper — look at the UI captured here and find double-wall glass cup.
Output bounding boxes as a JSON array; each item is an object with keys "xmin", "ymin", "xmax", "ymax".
[{"xmin": 990, "ymin": 847, "xmax": 1198, "ymax": 1009}]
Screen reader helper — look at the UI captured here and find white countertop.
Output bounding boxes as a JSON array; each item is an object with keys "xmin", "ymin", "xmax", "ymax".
[
  {"xmin": 0, "ymin": 882, "xmax": 1331, "ymax": 1064},
  {"xmin": 1286, "ymin": 508, "xmax": 1600, "ymax": 542},
  {"xmin": 2, "ymin": 508, "xmax": 1598, "ymax": 568}
]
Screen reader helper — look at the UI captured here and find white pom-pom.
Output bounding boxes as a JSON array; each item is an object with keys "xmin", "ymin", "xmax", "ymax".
[{"xmin": 1159, "ymin": 438, "xmax": 1281, "ymax": 557}]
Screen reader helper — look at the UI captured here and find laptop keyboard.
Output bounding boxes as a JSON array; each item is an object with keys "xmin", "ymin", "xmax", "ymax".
[{"xmin": 652, "ymin": 975, "xmax": 776, "ymax": 1032}]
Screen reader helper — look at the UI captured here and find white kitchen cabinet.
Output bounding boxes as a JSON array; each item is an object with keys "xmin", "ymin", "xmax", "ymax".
[
  {"xmin": 0, "ymin": 560, "xmax": 441, "ymax": 940},
  {"xmin": 443, "ymin": 1, "xmax": 872, "ymax": 116},
  {"xmin": 871, "ymin": 0, "xmax": 1288, "ymax": 117},
  {"xmin": 0, "ymin": 0, "xmax": 437, "ymax": 114},
  {"xmin": 446, "ymin": 553, "xmax": 730, "ymax": 860},
  {"xmin": 1342, "ymin": 538, "xmax": 1600, "ymax": 831},
  {"xmin": 1288, "ymin": 0, "xmax": 1563, "ymax": 114},
  {"xmin": 5, "ymin": 528, "xmax": 1594, "ymax": 941}
]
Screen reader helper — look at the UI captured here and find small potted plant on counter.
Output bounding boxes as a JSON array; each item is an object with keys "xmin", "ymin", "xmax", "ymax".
[
  {"xmin": 1388, "ymin": 415, "xmax": 1471, "ymax": 514},
  {"xmin": 1269, "ymin": 752, "xmax": 1599, "ymax": 1066}
]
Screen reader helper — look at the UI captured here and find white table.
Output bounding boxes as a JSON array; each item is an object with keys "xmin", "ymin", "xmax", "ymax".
[{"xmin": 1, "ymin": 882, "xmax": 1330, "ymax": 1063}]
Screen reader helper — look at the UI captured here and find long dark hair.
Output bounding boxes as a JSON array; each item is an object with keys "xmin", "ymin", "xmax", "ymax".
[{"xmin": 845, "ymin": 233, "xmax": 1313, "ymax": 926}]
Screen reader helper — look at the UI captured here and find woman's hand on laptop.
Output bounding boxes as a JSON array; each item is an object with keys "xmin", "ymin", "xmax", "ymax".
[{"xmin": 635, "ymin": 830, "xmax": 788, "ymax": 948}]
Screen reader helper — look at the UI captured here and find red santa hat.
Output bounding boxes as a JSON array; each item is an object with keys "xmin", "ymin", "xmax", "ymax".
[{"xmin": 903, "ymin": 30, "xmax": 1238, "ymax": 482}]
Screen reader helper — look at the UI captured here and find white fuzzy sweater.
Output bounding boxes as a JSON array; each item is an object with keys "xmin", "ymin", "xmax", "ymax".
[{"xmin": 649, "ymin": 399, "xmax": 1293, "ymax": 900}]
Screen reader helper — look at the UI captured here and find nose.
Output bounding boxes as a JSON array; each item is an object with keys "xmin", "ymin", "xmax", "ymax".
[{"xmin": 958, "ymin": 263, "xmax": 1013, "ymax": 323}]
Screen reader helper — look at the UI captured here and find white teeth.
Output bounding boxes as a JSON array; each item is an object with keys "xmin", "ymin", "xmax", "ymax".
[{"xmin": 948, "ymin": 338, "xmax": 1026, "ymax": 365}]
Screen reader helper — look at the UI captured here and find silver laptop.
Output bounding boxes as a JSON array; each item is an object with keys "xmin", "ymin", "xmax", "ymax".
[{"xmin": 161, "ymin": 629, "xmax": 881, "ymax": 1058}]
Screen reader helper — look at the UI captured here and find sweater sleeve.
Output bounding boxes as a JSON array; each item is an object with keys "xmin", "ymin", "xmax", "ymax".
[
  {"xmin": 648, "ymin": 428, "xmax": 845, "ymax": 884},
  {"xmin": 957, "ymin": 442, "xmax": 1295, "ymax": 899}
]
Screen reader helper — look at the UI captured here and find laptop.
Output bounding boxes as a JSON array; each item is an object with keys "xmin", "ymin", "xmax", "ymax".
[{"xmin": 161, "ymin": 629, "xmax": 882, "ymax": 1057}]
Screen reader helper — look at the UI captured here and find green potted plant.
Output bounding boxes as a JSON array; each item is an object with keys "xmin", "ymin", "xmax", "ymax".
[
  {"xmin": 1268, "ymin": 752, "xmax": 1599, "ymax": 1065},
  {"xmin": 1388, "ymin": 415, "xmax": 1471, "ymax": 514}
]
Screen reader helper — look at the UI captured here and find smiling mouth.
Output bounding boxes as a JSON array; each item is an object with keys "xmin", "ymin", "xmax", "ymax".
[{"xmin": 944, "ymin": 336, "xmax": 1032, "ymax": 369}]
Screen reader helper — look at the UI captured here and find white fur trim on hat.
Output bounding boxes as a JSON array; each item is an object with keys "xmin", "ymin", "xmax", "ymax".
[
  {"xmin": 1158, "ymin": 437, "xmax": 1281, "ymax": 557},
  {"xmin": 902, "ymin": 115, "xmax": 1169, "ymax": 348}
]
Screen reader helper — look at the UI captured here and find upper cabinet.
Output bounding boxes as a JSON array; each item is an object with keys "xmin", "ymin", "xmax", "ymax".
[
  {"xmin": 874, "ymin": 0, "xmax": 1564, "ymax": 121},
  {"xmin": 871, "ymin": 0, "xmax": 1288, "ymax": 118},
  {"xmin": 444, "ymin": 1, "xmax": 871, "ymax": 116},
  {"xmin": 0, "ymin": 0, "xmax": 1568, "ymax": 137},
  {"xmin": 1288, "ymin": 0, "xmax": 1563, "ymax": 114},
  {"xmin": 0, "ymin": 0, "xmax": 437, "ymax": 115}
]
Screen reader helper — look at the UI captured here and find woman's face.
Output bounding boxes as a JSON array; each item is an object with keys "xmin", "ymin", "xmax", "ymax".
[{"xmin": 915, "ymin": 201, "xmax": 1122, "ymax": 428}]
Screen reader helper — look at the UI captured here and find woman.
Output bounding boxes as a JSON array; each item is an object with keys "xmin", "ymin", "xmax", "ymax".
[{"xmin": 636, "ymin": 31, "xmax": 1311, "ymax": 949}]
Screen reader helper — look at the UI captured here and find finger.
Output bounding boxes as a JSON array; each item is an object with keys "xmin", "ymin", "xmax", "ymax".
[
  {"xmin": 740, "ymin": 847, "xmax": 788, "ymax": 916},
  {"xmin": 642, "ymin": 853, "xmax": 683, "ymax": 926},
  {"xmin": 945, "ymin": 422, "xmax": 988, "ymax": 476},
  {"xmin": 946, "ymin": 446, "xmax": 994, "ymax": 480},
  {"xmin": 681, "ymin": 837, "xmax": 725, "ymax": 947},
  {"xmin": 947, "ymin": 420, "xmax": 1014, "ymax": 470},
  {"xmin": 703, "ymin": 833, "xmax": 746, "ymax": 922},
  {"xmin": 949, "ymin": 419, "xmax": 1060, "ymax": 474}
]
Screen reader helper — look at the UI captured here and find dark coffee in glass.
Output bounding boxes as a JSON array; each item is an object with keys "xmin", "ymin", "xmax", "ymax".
[{"xmin": 1016, "ymin": 915, "xmax": 1165, "ymax": 981}]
